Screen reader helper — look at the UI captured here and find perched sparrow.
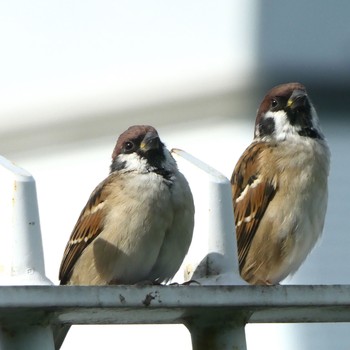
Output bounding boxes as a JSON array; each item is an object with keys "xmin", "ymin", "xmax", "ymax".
[
  {"xmin": 54, "ymin": 125, "xmax": 194, "ymax": 349},
  {"xmin": 231, "ymin": 83, "xmax": 330, "ymax": 285},
  {"xmin": 59, "ymin": 125, "xmax": 195, "ymax": 286}
]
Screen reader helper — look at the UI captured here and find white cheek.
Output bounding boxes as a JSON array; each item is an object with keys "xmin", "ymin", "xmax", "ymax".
[
  {"xmin": 264, "ymin": 110, "xmax": 299, "ymax": 141},
  {"xmin": 117, "ymin": 149, "xmax": 178, "ymax": 174},
  {"xmin": 118, "ymin": 153, "xmax": 149, "ymax": 172}
]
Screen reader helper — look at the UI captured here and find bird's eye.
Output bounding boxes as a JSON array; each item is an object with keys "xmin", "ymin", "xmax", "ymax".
[
  {"xmin": 124, "ymin": 141, "xmax": 134, "ymax": 152},
  {"xmin": 271, "ymin": 99, "xmax": 278, "ymax": 108}
]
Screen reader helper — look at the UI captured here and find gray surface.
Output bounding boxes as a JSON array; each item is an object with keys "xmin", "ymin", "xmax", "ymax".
[{"xmin": 0, "ymin": 285, "xmax": 350, "ymax": 326}]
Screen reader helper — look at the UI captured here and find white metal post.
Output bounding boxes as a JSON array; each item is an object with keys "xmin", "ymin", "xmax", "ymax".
[
  {"xmin": 0, "ymin": 156, "xmax": 54, "ymax": 349},
  {"xmin": 172, "ymin": 149, "xmax": 247, "ymax": 350}
]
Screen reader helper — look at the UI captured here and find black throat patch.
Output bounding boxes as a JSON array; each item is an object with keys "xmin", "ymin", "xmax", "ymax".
[{"xmin": 297, "ymin": 127, "xmax": 322, "ymax": 139}]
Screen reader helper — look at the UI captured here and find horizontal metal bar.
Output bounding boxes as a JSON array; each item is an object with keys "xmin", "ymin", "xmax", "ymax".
[{"xmin": 0, "ymin": 285, "xmax": 349, "ymax": 326}]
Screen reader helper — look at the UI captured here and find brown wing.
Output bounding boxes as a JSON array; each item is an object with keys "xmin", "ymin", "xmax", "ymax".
[
  {"xmin": 230, "ymin": 142, "xmax": 277, "ymax": 272},
  {"xmin": 59, "ymin": 175, "xmax": 114, "ymax": 284}
]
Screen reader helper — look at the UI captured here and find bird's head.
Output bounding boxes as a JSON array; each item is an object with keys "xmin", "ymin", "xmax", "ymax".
[{"xmin": 254, "ymin": 82, "xmax": 324, "ymax": 142}]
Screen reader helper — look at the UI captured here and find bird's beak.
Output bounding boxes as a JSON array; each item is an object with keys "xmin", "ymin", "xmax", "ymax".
[
  {"xmin": 140, "ymin": 131, "xmax": 160, "ymax": 152},
  {"xmin": 287, "ymin": 90, "xmax": 308, "ymax": 110}
]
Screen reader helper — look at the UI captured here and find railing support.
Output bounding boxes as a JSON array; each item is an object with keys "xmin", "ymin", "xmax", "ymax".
[
  {"xmin": 0, "ymin": 326, "xmax": 55, "ymax": 350},
  {"xmin": 172, "ymin": 149, "xmax": 247, "ymax": 349},
  {"xmin": 186, "ymin": 321, "xmax": 247, "ymax": 350},
  {"xmin": 0, "ymin": 156, "xmax": 54, "ymax": 350}
]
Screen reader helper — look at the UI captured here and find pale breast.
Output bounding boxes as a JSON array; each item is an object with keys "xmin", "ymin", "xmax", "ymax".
[
  {"xmin": 251, "ymin": 138, "xmax": 330, "ymax": 283},
  {"xmin": 69, "ymin": 171, "xmax": 177, "ymax": 285},
  {"xmin": 148, "ymin": 170, "xmax": 195, "ymax": 282}
]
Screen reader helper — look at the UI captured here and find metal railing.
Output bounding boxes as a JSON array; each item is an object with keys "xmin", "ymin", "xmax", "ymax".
[{"xmin": 0, "ymin": 153, "xmax": 346, "ymax": 350}]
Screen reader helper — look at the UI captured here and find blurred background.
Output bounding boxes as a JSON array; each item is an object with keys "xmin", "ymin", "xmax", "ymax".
[{"xmin": 1, "ymin": 0, "xmax": 349, "ymax": 349}]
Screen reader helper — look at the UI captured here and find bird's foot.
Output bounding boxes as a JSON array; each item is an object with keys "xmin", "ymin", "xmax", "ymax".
[{"xmin": 169, "ymin": 280, "xmax": 201, "ymax": 286}]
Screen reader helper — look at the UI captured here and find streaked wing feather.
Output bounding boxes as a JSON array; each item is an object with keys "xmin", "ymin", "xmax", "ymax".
[
  {"xmin": 231, "ymin": 142, "xmax": 277, "ymax": 271},
  {"xmin": 59, "ymin": 178, "xmax": 112, "ymax": 284}
]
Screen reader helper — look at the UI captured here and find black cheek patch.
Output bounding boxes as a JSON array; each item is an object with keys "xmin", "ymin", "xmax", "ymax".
[
  {"xmin": 259, "ymin": 117, "xmax": 275, "ymax": 136},
  {"xmin": 110, "ymin": 160, "xmax": 126, "ymax": 173}
]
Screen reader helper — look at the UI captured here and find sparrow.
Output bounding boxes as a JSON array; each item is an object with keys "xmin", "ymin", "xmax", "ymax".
[
  {"xmin": 59, "ymin": 125, "xmax": 194, "ymax": 285},
  {"xmin": 230, "ymin": 82, "xmax": 330, "ymax": 285},
  {"xmin": 53, "ymin": 125, "xmax": 195, "ymax": 349},
  {"xmin": 59, "ymin": 125, "xmax": 195, "ymax": 286}
]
